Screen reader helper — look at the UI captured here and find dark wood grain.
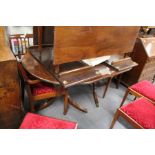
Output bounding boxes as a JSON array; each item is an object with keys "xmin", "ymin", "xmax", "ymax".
[
  {"xmin": 122, "ymin": 37, "xmax": 155, "ymax": 85},
  {"xmin": 54, "ymin": 26, "xmax": 140, "ymax": 65},
  {"xmin": 22, "ymin": 52, "xmax": 59, "ymax": 85},
  {"xmin": 0, "ymin": 27, "xmax": 24, "ymax": 128},
  {"xmin": 27, "ymin": 46, "xmax": 138, "ymax": 88},
  {"xmin": 111, "ymin": 57, "xmax": 138, "ymax": 71},
  {"xmin": 33, "ymin": 26, "xmax": 54, "ymax": 45}
]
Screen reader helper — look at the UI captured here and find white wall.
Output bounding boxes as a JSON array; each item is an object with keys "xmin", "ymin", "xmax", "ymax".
[{"xmin": 6, "ymin": 26, "xmax": 33, "ymax": 35}]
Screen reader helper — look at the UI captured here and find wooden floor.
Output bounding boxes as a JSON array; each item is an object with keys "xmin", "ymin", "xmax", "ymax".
[{"xmin": 24, "ymin": 80, "xmax": 134, "ymax": 129}]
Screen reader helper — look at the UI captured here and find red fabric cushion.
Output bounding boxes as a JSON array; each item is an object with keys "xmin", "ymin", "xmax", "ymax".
[
  {"xmin": 18, "ymin": 64, "xmax": 58, "ymax": 96},
  {"xmin": 130, "ymin": 80, "xmax": 155, "ymax": 102},
  {"xmin": 31, "ymin": 83, "xmax": 57, "ymax": 96},
  {"xmin": 121, "ymin": 98, "xmax": 155, "ymax": 129},
  {"xmin": 20, "ymin": 113, "xmax": 77, "ymax": 129}
]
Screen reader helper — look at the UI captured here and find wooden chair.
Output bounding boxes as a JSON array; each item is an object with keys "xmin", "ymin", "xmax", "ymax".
[
  {"xmin": 9, "ymin": 34, "xmax": 33, "ymax": 58},
  {"xmin": 17, "ymin": 62, "xmax": 69, "ymax": 115},
  {"xmin": 20, "ymin": 112, "xmax": 77, "ymax": 129},
  {"xmin": 120, "ymin": 80, "xmax": 155, "ymax": 107},
  {"xmin": 110, "ymin": 97, "xmax": 155, "ymax": 129}
]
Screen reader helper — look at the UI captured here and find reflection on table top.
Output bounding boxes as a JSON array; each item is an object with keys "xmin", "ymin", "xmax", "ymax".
[
  {"xmin": 22, "ymin": 52, "xmax": 59, "ymax": 85},
  {"xmin": 22, "ymin": 47, "xmax": 138, "ymax": 88}
]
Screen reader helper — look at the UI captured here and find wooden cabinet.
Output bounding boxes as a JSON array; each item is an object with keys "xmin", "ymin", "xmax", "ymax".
[
  {"xmin": 33, "ymin": 26, "xmax": 54, "ymax": 45},
  {"xmin": 0, "ymin": 27, "xmax": 23, "ymax": 128},
  {"xmin": 122, "ymin": 37, "xmax": 155, "ymax": 86}
]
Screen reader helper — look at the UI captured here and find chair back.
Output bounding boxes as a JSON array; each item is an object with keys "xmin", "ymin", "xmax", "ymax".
[{"xmin": 17, "ymin": 63, "xmax": 30, "ymax": 83}]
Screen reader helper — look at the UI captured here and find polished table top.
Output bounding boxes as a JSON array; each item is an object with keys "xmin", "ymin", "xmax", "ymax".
[
  {"xmin": 22, "ymin": 47, "xmax": 138, "ymax": 88},
  {"xmin": 22, "ymin": 52, "xmax": 59, "ymax": 85},
  {"xmin": 28, "ymin": 47, "xmax": 114, "ymax": 88}
]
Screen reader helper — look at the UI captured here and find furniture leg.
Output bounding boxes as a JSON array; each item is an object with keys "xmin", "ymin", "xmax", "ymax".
[
  {"xmin": 119, "ymin": 89, "xmax": 129, "ymax": 107},
  {"xmin": 133, "ymin": 96, "xmax": 137, "ymax": 101},
  {"xmin": 64, "ymin": 93, "xmax": 69, "ymax": 115},
  {"xmin": 68, "ymin": 96, "xmax": 87, "ymax": 113},
  {"xmin": 92, "ymin": 83, "xmax": 99, "ymax": 107},
  {"xmin": 30, "ymin": 101, "xmax": 35, "ymax": 112},
  {"xmin": 110, "ymin": 110, "xmax": 120, "ymax": 129},
  {"xmin": 116, "ymin": 74, "xmax": 122, "ymax": 89},
  {"xmin": 35, "ymin": 98, "xmax": 56, "ymax": 111},
  {"xmin": 103, "ymin": 77, "xmax": 112, "ymax": 98}
]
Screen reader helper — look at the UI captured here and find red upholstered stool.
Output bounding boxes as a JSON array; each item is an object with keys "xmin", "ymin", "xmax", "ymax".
[
  {"xmin": 20, "ymin": 113, "xmax": 78, "ymax": 129},
  {"xmin": 120, "ymin": 80, "xmax": 155, "ymax": 107},
  {"xmin": 110, "ymin": 98, "xmax": 155, "ymax": 129}
]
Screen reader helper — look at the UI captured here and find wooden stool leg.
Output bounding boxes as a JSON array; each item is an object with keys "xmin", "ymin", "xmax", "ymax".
[
  {"xmin": 110, "ymin": 110, "xmax": 120, "ymax": 129},
  {"xmin": 133, "ymin": 96, "xmax": 137, "ymax": 101},
  {"xmin": 119, "ymin": 89, "xmax": 129, "ymax": 107},
  {"xmin": 64, "ymin": 93, "xmax": 69, "ymax": 115},
  {"xmin": 103, "ymin": 77, "xmax": 112, "ymax": 98},
  {"xmin": 92, "ymin": 83, "xmax": 99, "ymax": 107}
]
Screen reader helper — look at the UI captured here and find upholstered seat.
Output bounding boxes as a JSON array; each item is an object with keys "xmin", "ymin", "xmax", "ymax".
[
  {"xmin": 20, "ymin": 113, "xmax": 77, "ymax": 129},
  {"xmin": 17, "ymin": 62, "xmax": 69, "ymax": 114},
  {"xmin": 120, "ymin": 80, "xmax": 155, "ymax": 108},
  {"xmin": 120, "ymin": 98, "xmax": 155, "ymax": 129},
  {"xmin": 130, "ymin": 80, "xmax": 155, "ymax": 102},
  {"xmin": 18, "ymin": 63, "xmax": 58, "ymax": 96},
  {"xmin": 31, "ymin": 83, "xmax": 57, "ymax": 96}
]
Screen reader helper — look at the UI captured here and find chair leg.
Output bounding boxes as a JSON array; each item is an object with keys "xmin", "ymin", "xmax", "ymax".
[
  {"xmin": 119, "ymin": 89, "xmax": 129, "ymax": 107},
  {"xmin": 30, "ymin": 103, "xmax": 35, "ymax": 112},
  {"xmin": 35, "ymin": 98, "xmax": 56, "ymax": 111},
  {"xmin": 133, "ymin": 96, "xmax": 137, "ymax": 101},
  {"xmin": 21, "ymin": 82, "xmax": 25, "ymax": 104},
  {"xmin": 29, "ymin": 100, "xmax": 35, "ymax": 112},
  {"xmin": 110, "ymin": 110, "xmax": 120, "ymax": 129},
  {"xmin": 20, "ymin": 84, "xmax": 26, "ymax": 113},
  {"xmin": 63, "ymin": 93, "xmax": 69, "ymax": 115}
]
